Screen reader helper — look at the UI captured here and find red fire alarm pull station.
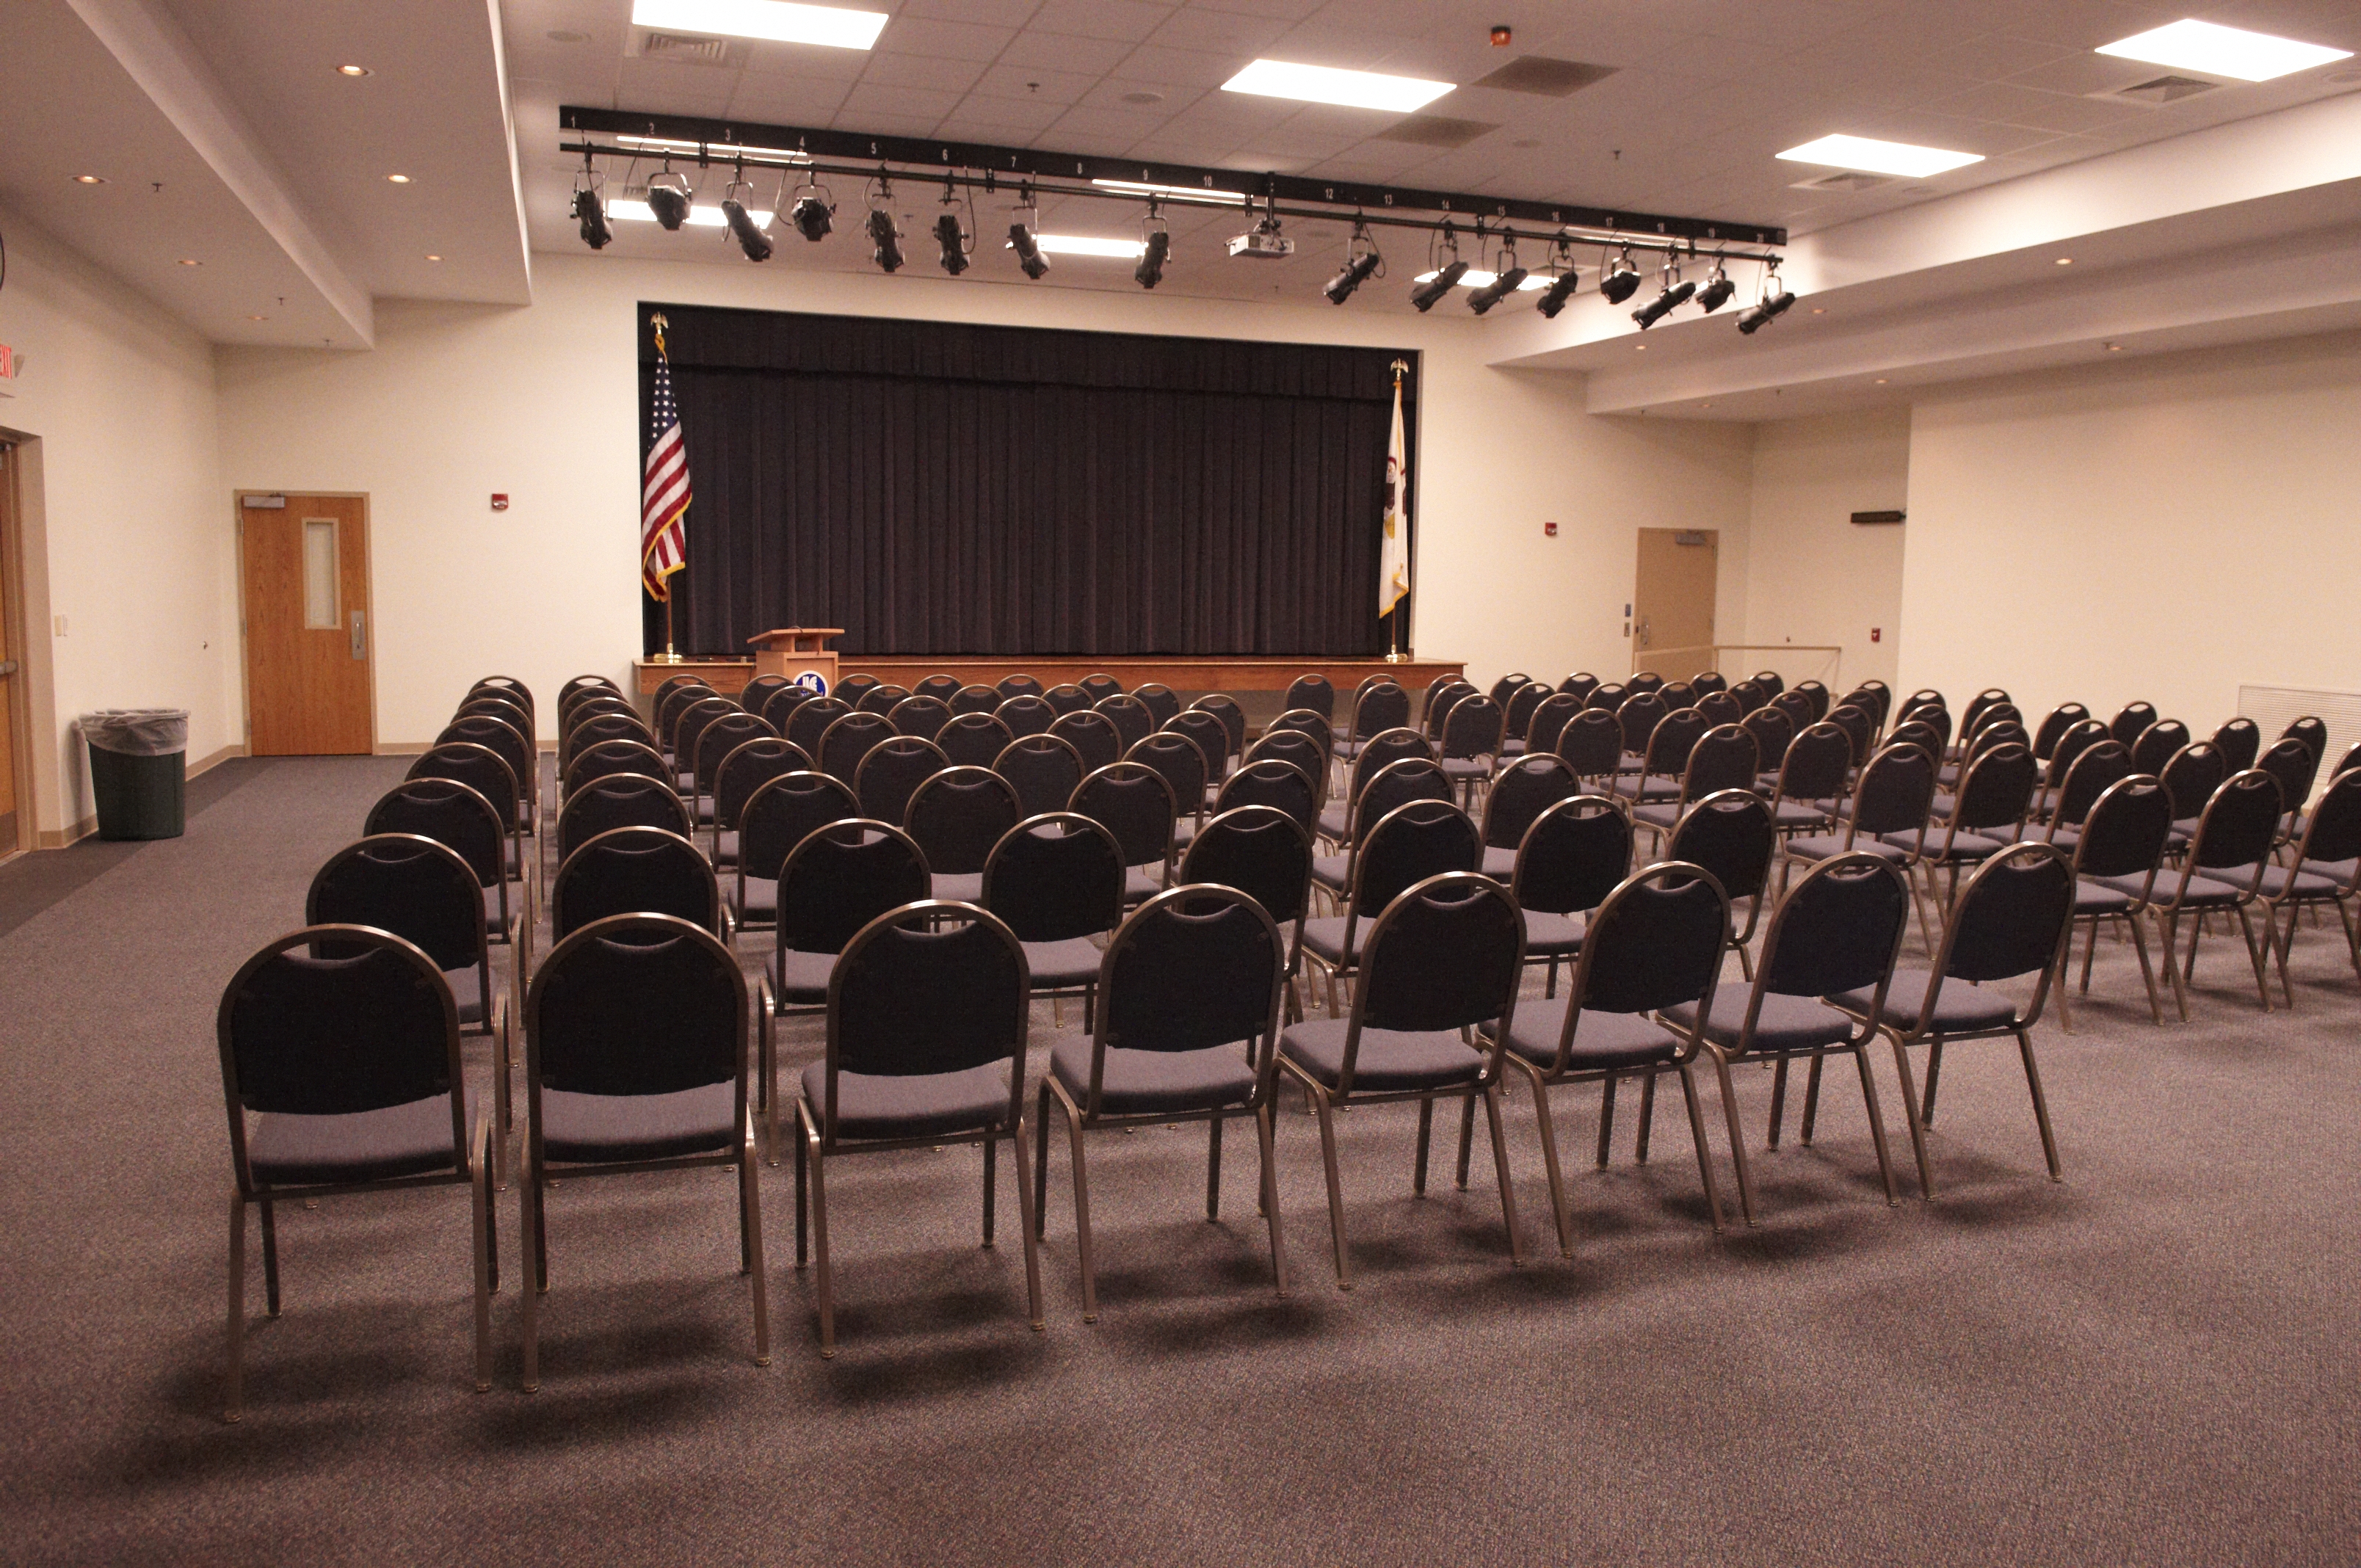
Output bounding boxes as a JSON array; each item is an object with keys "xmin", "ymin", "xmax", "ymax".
[
  {"xmin": 1871, "ymin": 628, "xmax": 1882, "ymax": 642},
  {"xmin": 490, "ymin": 493, "xmax": 509, "ymax": 512},
  {"xmin": 1544, "ymin": 520, "xmax": 1559, "ymax": 537}
]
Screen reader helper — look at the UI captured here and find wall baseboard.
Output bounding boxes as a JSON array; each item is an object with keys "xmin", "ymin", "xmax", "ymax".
[
  {"xmin": 188, "ymin": 742, "xmax": 246, "ymax": 779},
  {"xmin": 35, "ymin": 742, "xmax": 247, "ymax": 849},
  {"xmin": 374, "ymin": 741, "xmax": 434, "ymax": 756}
]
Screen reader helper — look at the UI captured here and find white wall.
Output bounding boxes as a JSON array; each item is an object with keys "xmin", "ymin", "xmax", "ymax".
[
  {"xmin": 1900, "ymin": 330, "xmax": 2361, "ymax": 731},
  {"xmin": 216, "ymin": 252, "xmax": 1755, "ymax": 743},
  {"xmin": 1743, "ymin": 409, "xmax": 1910, "ymax": 694},
  {"xmin": 0, "ymin": 207, "xmax": 237, "ymax": 838}
]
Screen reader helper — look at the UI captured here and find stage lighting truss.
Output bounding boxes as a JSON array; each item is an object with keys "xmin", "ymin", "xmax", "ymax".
[
  {"xmin": 1135, "ymin": 198, "xmax": 1170, "ymax": 289},
  {"xmin": 1009, "ymin": 186, "xmax": 1048, "ymax": 279},
  {"xmin": 865, "ymin": 170, "xmax": 904, "ymax": 273},
  {"xmin": 1323, "ymin": 218, "xmax": 1383, "ymax": 305},
  {"xmin": 557, "ymin": 122, "xmax": 1787, "ymax": 330}
]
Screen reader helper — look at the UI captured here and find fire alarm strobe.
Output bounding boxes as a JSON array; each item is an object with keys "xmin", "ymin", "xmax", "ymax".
[
  {"xmin": 490, "ymin": 493, "xmax": 509, "ymax": 511},
  {"xmin": 1491, "ymin": 24, "xmax": 1512, "ymax": 46},
  {"xmin": 1544, "ymin": 520, "xmax": 1559, "ymax": 537}
]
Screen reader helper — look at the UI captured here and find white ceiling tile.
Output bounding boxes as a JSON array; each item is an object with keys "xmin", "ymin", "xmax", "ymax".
[
  {"xmin": 878, "ymin": 18, "xmax": 1020, "ymax": 65},
  {"xmin": 725, "ymin": 76, "xmax": 853, "ymax": 122},
  {"xmin": 1926, "ymin": 81, "xmax": 2150, "ymax": 134},
  {"xmin": 1142, "ymin": 8, "xmax": 1291, "ymax": 56},
  {"xmin": 1078, "ymin": 78, "xmax": 1210, "ymax": 115},
  {"xmin": 1191, "ymin": 0, "xmax": 1326, "ymax": 19},
  {"xmin": 996, "ymin": 32, "xmax": 1138, "ymax": 73},
  {"xmin": 894, "ymin": 0, "xmax": 1040, "ymax": 26},
  {"xmin": 1111, "ymin": 43, "xmax": 1254, "ymax": 90},
  {"xmin": 837, "ymin": 83, "xmax": 965, "ymax": 123},
  {"xmin": 737, "ymin": 40, "xmax": 874, "ymax": 82},
  {"xmin": 857, "ymin": 52, "xmax": 991, "ymax": 95},
  {"xmin": 968, "ymin": 62, "xmax": 1101, "ymax": 104},
  {"xmin": 1026, "ymin": 0, "xmax": 1178, "ymax": 45},
  {"xmin": 935, "ymin": 100, "xmax": 1070, "ymax": 137}
]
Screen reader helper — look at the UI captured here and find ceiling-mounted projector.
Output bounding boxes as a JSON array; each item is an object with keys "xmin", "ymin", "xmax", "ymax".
[{"xmin": 1227, "ymin": 227, "xmax": 1296, "ymax": 259}]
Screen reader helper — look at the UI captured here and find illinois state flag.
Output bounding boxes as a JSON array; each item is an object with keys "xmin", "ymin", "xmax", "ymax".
[{"xmin": 1379, "ymin": 377, "xmax": 1410, "ymax": 618}]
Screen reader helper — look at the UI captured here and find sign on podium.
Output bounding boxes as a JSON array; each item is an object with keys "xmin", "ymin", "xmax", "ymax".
[{"xmin": 747, "ymin": 628, "xmax": 843, "ymax": 696}]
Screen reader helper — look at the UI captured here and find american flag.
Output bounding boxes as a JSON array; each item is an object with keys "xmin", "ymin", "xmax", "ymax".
[{"xmin": 641, "ymin": 329, "xmax": 690, "ymax": 600}]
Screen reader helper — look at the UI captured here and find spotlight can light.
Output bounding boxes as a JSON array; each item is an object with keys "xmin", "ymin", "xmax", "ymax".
[
  {"xmin": 1134, "ymin": 228, "xmax": 1170, "ymax": 289},
  {"xmin": 790, "ymin": 176, "xmax": 835, "ymax": 242},
  {"xmin": 1633, "ymin": 278, "xmax": 1696, "ymax": 329},
  {"xmin": 1737, "ymin": 288, "xmax": 1796, "ymax": 335},
  {"xmin": 868, "ymin": 206, "xmax": 904, "ymax": 272},
  {"xmin": 1324, "ymin": 247, "xmax": 1382, "ymax": 304},
  {"xmin": 934, "ymin": 211, "xmax": 968, "ymax": 275},
  {"xmin": 1467, "ymin": 262, "xmax": 1528, "ymax": 315},
  {"xmin": 1695, "ymin": 263, "xmax": 1735, "ymax": 313},
  {"xmin": 1599, "ymin": 248, "xmax": 1641, "ymax": 305},
  {"xmin": 1410, "ymin": 258, "xmax": 1469, "ymax": 311},
  {"xmin": 573, "ymin": 186, "xmax": 612, "ymax": 250},
  {"xmin": 1009, "ymin": 199, "xmax": 1049, "ymax": 279},
  {"xmin": 724, "ymin": 193, "xmax": 774, "ymax": 261},
  {"xmin": 1535, "ymin": 268, "xmax": 1580, "ymax": 319},
  {"xmin": 645, "ymin": 171, "xmax": 692, "ymax": 231}
]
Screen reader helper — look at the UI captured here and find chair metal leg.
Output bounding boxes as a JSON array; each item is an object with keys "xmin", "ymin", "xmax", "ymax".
[
  {"xmin": 2015, "ymin": 1028, "xmax": 2063, "ymax": 1182},
  {"xmin": 740, "ymin": 1115, "xmax": 771, "ymax": 1365},
  {"xmin": 518, "ymin": 1169, "xmax": 541, "ymax": 1391},
  {"xmin": 981, "ymin": 1132, "xmax": 998, "ymax": 1249},
  {"xmin": 1800, "ymin": 1052, "xmax": 1826, "ymax": 1146},
  {"xmin": 1454, "ymin": 1088, "xmax": 1478, "ymax": 1190},
  {"xmin": 1309, "ymin": 1085, "xmax": 1352, "ymax": 1290},
  {"xmin": 759, "ymin": 1005, "xmax": 779, "ymax": 1166},
  {"xmin": 2053, "ymin": 942, "xmax": 2077, "ymax": 1036},
  {"xmin": 2235, "ymin": 906, "xmax": 2273, "ymax": 1012},
  {"xmin": 1886, "ymin": 1034, "xmax": 1936, "ymax": 1199},
  {"xmin": 1852, "ymin": 1046, "xmax": 1901, "ymax": 1206},
  {"xmin": 1481, "ymin": 1083, "xmax": 1524, "ymax": 1267},
  {"xmin": 1766, "ymin": 1058, "xmax": 1788, "ymax": 1150},
  {"xmin": 1053, "ymin": 1095, "xmax": 1095, "ymax": 1322},
  {"xmin": 224, "ymin": 1194, "xmax": 246, "ymax": 1422},
  {"xmin": 1595, "ymin": 1074, "xmax": 1617, "ymax": 1168},
  {"xmin": 1634, "ymin": 1070, "xmax": 1657, "ymax": 1164},
  {"xmin": 470, "ymin": 1122, "xmax": 494, "ymax": 1392},
  {"xmin": 2158, "ymin": 911, "xmax": 2191, "ymax": 1022},
  {"xmin": 2078, "ymin": 914, "xmax": 2101, "ymax": 995},
  {"xmin": 2126, "ymin": 910, "xmax": 2164, "ymax": 1025},
  {"xmin": 1412, "ymin": 1095, "xmax": 1433, "ymax": 1197},
  {"xmin": 258, "ymin": 1198, "xmax": 281, "ymax": 1316},
  {"xmin": 804, "ymin": 1109, "xmax": 836, "ymax": 1357},
  {"xmin": 794, "ymin": 1099, "xmax": 809, "ymax": 1268},
  {"xmin": 1205, "ymin": 1113, "xmax": 1224, "ymax": 1221},
  {"xmin": 1521, "ymin": 1063, "xmax": 1572, "ymax": 1257},
  {"xmin": 492, "ymin": 1012, "xmax": 512, "ymax": 1190},
  {"xmin": 1705, "ymin": 1050, "xmax": 1752, "ymax": 1227},
  {"xmin": 2269, "ymin": 901, "xmax": 2297, "ymax": 1009},
  {"xmin": 1921, "ymin": 1040, "xmax": 1945, "ymax": 1128},
  {"xmin": 1255, "ymin": 1104, "xmax": 1288, "ymax": 1296},
  {"xmin": 1032, "ymin": 1083, "xmax": 1055, "ymax": 1241}
]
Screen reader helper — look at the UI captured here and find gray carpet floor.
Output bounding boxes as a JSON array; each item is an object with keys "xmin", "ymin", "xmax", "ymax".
[{"xmin": 2, "ymin": 755, "xmax": 2355, "ymax": 1566}]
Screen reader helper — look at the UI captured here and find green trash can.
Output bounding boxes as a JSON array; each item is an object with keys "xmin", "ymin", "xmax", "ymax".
[{"xmin": 81, "ymin": 709, "xmax": 189, "ymax": 840}]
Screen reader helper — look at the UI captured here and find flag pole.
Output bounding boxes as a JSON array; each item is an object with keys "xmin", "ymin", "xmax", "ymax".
[
  {"xmin": 647, "ymin": 311, "xmax": 685, "ymax": 663},
  {"xmin": 1385, "ymin": 357, "xmax": 1410, "ymax": 663}
]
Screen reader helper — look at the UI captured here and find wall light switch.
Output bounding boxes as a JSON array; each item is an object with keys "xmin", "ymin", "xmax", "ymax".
[{"xmin": 54, "ymin": 615, "xmax": 67, "ymax": 637}]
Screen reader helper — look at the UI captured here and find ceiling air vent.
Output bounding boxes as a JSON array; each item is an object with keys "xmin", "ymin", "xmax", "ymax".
[
  {"xmin": 1470, "ymin": 57, "xmax": 1618, "ymax": 97},
  {"xmin": 1376, "ymin": 115, "xmax": 1500, "ymax": 149},
  {"xmin": 1790, "ymin": 170, "xmax": 1890, "ymax": 193},
  {"xmin": 636, "ymin": 30, "xmax": 741, "ymax": 66},
  {"xmin": 2099, "ymin": 74, "xmax": 2220, "ymax": 105}
]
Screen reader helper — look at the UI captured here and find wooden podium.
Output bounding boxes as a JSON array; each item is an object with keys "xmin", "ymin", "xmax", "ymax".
[{"xmin": 747, "ymin": 628, "xmax": 843, "ymax": 694}]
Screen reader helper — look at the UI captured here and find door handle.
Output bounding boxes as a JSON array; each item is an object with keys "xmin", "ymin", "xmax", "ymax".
[
  {"xmin": 1637, "ymin": 616, "xmax": 1651, "ymax": 648},
  {"xmin": 350, "ymin": 611, "xmax": 366, "ymax": 661},
  {"xmin": 0, "ymin": 659, "xmax": 16, "ymax": 677}
]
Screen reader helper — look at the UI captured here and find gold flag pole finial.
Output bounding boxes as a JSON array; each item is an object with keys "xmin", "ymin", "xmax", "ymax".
[{"xmin": 651, "ymin": 311, "xmax": 670, "ymax": 357}]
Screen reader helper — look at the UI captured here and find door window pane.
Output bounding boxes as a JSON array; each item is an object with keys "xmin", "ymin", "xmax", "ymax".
[{"xmin": 302, "ymin": 518, "xmax": 339, "ymax": 629}]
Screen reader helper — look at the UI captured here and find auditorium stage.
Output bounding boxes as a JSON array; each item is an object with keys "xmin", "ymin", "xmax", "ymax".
[{"xmin": 633, "ymin": 655, "xmax": 1465, "ymax": 699}]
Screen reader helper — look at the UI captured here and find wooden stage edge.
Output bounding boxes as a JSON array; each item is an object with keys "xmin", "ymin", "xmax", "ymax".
[{"xmin": 636, "ymin": 656, "xmax": 1464, "ymax": 698}]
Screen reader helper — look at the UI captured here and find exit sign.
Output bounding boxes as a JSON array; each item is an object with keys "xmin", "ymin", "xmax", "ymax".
[{"xmin": 0, "ymin": 344, "xmax": 15, "ymax": 378}]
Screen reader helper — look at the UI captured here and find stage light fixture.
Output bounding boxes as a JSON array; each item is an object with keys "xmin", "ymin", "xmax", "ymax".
[
  {"xmin": 573, "ymin": 150, "xmax": 612, "ymax": 249},
  {"xmin": 934, "ymin": 211, "xmax": 969, "ymax": 273},
  {"xmin": 1009, "ymin": 189, "xmax": 1048, "ymax": 279},
  {"xmin": 1466, "ymin": 239, "xmax": 1528, "ymax": 314},
  {"xmin": 645, "ymin": 170, "xmax": 693, "ymax": 231},
  {"xmin": 1535, "ymin": 268, "xmax": 1580, "ymax": 318},
  {"xmin": 1737, "ymin": 266, "xmax": 1795, "ymax": 334},
  {"xmin": 1633, "ymin": 255, "xmax": 1694, "ymax": 329},
  {"xmin": 1324, "ymin": 223, "xmax": 1382, "ymax": 304},
  {"xmin": 1599, "ymin": 247, "xmax": 1640, "ymax": 305},
  {"xmin": 1410, "ymin": 260, "xmax": 1468, "ymax": 312},
  {"xmin": 1134, "ymin": 227, "xmax": 1169, "ymax": 288},
  {"xmin": 1695, "ymin": 261, "xmax": 1736, "ymax": 313},
  {"xmin": 789, "ymin": 174, "xmax": 835, "ymax": 242},
  {"xmin": 868, "ymin": 207, "xmax": 904, "ymax": 272},
  {"xmin": 722, "ymin": 175, "xmax": 773, "ymax": 261}
]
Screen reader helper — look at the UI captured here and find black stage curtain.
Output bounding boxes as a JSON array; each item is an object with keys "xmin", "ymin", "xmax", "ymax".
[{"xmin": 639, "ymin": 305, "xmax": 1415, "ymax": 658}]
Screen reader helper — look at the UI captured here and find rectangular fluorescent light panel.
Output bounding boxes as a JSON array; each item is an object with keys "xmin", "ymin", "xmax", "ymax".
[
  {"xmin": 612, "ymin": 199, "xmax": 772, "ymax": 228},
  {"xmin": 1091, "ymin": 180, "xmax": 1247, "ymax": 206},
  {"xmin": 1222, "ymin": 58, "xmax": 1454, "ymax": 113},
  {"xmin": 1414, "ymin": 269, "xmax": 1549, "ymax": 291},
  {"xmin": 2096, "ymin": 19, "xmax": 2350, "ymax": 81},
  {"xmin": 1777, "ymin": 134, "xmax": 1983, "ymax": 178},
  {"xmin": 630, "ymin": 0, "xmax": 886, "ymax": 50},
  {"xmin": 1006, "ymin": 234, "xmax": 1147, "ymax": 258}
]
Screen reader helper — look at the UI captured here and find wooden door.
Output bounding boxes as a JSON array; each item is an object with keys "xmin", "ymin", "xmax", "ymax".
[
  {"xmin": 0, "ymin": 444, "xmax": 21, "ymax": 852},
  {"xmin": 242, "ymin": 494, "xmax": 373, "ymax": 755},
  {"xmin": 1633, "ymin": 528, "xmax": 1719, "ymax": 681}
]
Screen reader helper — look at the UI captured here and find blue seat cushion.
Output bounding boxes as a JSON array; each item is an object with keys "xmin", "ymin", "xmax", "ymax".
[
  {"xmin": 1520, "ymin": 909, "xmax": 1586, "ymax": 958},
  {"xmin": 930, "ymin": 871, "xmax": 983, "ymax": 904},
  {"xmin": 805, "ymin": 1060, "xmax": 1012, "ymax": 1141},
  {"xmin": 541, "ymin": 1082, "xmax": 737, "ymax": 1163},
  {"xmin": 1280, "ymin": 1019, "xmax": 1486, "ymax": 1093},
  {"xmin": 1614, "ymin": 774, "xmax": 1681, "ymax": 804},
  {"xmin": 1024, "ymin": 935, "xmax": 1105, "ymax": 989},
  {"xmin": 1661, "ymin": 982, "xmax": 1855, "ymax": 1053},
  {"xmin": 246, "ymin": 1093, "xmax": 469, "ymax": 1185},
  {"xmin": 1629, "ymin": 801, "xmax": 1682, "ymax": 830},
  {"xmin": 1440, "ymin": 757, "xmax": 1491, "ymax": 780},
  {"xmin": 1481, "ymin": 1001, "xmax": 1675, "ymax": 1070},
  {"xmin": 770, "ymin": 947, "xmax": 835, "ymax": 1006},
  {"xmin": 1051, "ymin": 1037, "xmax": 1255, "ymax": 1115},
  {"xmin": 1123, "ymin": 865, "xmax": 1163, "ymax": 905},
  {"xmin": 1315, "ymin": 805, "xmax": 1349, "ymax": 840},
  {"xmin": 1830, "ymin": 970, "xmax": 2020, "ymax": 1034},
  {"xmin": 1787, "ymin": 833, "xmax": 1909, "ymax": 864},
  {"xmin": 1771, "ymin": 799, "xmax": 1831, "ymax": 832},
  {"xmin": 2103, "ymin": 868, "xmax": 2251, "ymax": 908},
  {"xmin": 713, "ymin": 828, "xmax": 739, "ymax": 865},
  {"xmin": 2257, "ymin": 863, "xmax": 2346, "ymax": 900},
  {"xmin": 1481, "ymin": 845, "xmax": 1516, "ymax": 879},
  {"xmin": 1892, "ymin": 827, "xmax": 2005, "ymax": 863},
  {"xmin": 1298, "ymin": 915, "xmax": 1363, "ymax": 965},
  {"xmin": 1310, "ymin": 854, "xmax": 1351, "ymax": 894},
  {"xmin": 446, "ymin": 962, "xmax": 489, "ymax": 1028},
  {"xmin": 2072, "ymin": 877, "xmax": 2136, "ymax": 915}
]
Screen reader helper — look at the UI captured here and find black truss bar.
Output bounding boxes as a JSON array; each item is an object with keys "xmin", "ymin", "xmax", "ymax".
[{"xmin": 560, "ymin": 105, "xmax": 1787, "ymax": 248}]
